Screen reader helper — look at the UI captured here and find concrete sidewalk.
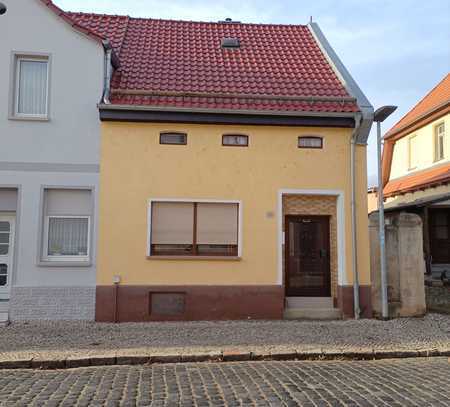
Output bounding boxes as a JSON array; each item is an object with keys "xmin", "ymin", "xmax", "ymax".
[{"xmin": 1, "ymin": 313, "xmax": 449, "ymax": 369}]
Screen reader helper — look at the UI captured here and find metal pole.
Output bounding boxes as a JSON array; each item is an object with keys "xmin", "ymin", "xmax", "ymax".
[{"xmin": 376, "ymin": 121, "xmax": 389, "ymax": 319}]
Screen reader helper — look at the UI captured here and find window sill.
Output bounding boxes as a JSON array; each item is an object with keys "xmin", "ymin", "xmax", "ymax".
[
  {"xmin": 147, "ymin": 255, "xmax": 241, "ymax": 261},
  {"xmin": 37, "ymin": 260, "xmax": 92, "ymax": 268},
  {"xmin": 8, "ymin": 115, "xmax": 50, "ymax": 122}
]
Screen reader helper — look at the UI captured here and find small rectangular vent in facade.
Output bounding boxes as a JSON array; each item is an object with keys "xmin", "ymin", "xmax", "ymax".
[
  {"xmin": 149, "ymin": 292, "xmax": 186, "ymax": 316},
  {"xmin": 221, "ymin": 38, "xmax": 240, "ymax": 48}
]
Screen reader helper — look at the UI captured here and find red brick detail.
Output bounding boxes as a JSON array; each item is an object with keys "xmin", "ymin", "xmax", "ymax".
[
  {"xmin": 96, "ymin": 285, "xmax": 284, "ymax": 322},
  {"xmin": 337, "ymin": 285, "xmax": 372, "ymax": 319}
]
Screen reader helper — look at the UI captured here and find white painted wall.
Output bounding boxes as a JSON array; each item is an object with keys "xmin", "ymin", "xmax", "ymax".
[
  {"xmin": 0, "ymin": 0, "xmax": 103, "ymax": 165},
  {"xmin": 390, "ymin": 113, "xmax": 450, "ymax": 180},
  {"xmin": 0, "ymin": 0, "xmax": 104, "ymax": 293},
  {"xmin": 2, "ymin": 170, "xmax": 98, "ymax": 287}
]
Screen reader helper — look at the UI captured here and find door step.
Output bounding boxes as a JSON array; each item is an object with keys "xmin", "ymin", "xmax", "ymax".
[
  {"xmin": 286, "ymin": 297, "xmax": 334, "ymax": 309},
  {"xmin": 283, "ymin": 308, "xmax": 342, "ymax": 320}
]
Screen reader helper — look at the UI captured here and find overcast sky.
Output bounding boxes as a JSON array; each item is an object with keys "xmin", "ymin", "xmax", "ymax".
[{"xmin": 56, "ymin": 0, "xmax": 450, "ymax": 186}]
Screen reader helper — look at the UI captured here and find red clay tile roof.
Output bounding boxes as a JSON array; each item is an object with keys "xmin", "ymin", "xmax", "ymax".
[
  {"xmin": 59, "ymin": 9, "xmax": 359, "ymax": 113},
  {"xmin": 66, "ymin": 12, "xmax": 130, "ymax": 56},
  {"xmin": 385, "ymin": 73, "xmax": 450, "ymax": 139},
  {"xmin": 39, "ymin": 1, "xmax": 107, "ymax": 43},
  {"xmin": 383, "ymin": 162, "xmax": 450, "ymax": 197}
]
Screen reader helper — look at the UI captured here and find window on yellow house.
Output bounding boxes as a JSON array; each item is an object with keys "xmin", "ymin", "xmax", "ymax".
[
  {"xmin": 298, "ymin": 136, "xmax": 323, "ymax": 149},
  {"xmin": 159, "ymin": 132, "xmax": 187, "ymax": 145},
  {"xmin": 408, "ymin": 135, "xmax": 419, "ymax": 170},
  {"xmin": 435, "ymin": 123, "xmax": 445, "ymax": 162},
  {"xmin": 222, "ymin": 134, "xmax": 248, "ymax": 147},
  {"xmin": 150, "ymin": 201, "xmax": 239, "ymax": 256}
]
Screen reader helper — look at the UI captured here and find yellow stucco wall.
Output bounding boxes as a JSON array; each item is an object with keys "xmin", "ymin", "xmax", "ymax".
[
  {"xmin": 390, "ymin": 113, "xmax": 449, "ymax": 180},
  {"xmin": 98, "ymin": 122, "xmax": 370, "ymax": 287}
]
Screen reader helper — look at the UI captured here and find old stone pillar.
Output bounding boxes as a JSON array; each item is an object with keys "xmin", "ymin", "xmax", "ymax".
[{"xmin": 369, "ymin": 211, "xmax": 426, "ymax": 318}]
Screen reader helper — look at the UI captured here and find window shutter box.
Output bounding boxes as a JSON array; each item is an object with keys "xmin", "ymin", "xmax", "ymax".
[{"xmin": 45, "ymin": 189, "xmax": 91, "ymax": 216}]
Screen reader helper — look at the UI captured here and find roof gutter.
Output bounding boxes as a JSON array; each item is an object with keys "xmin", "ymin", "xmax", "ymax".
[
  {"xmin": 97, "ymin": 103, "xmax": 357, "ymax": 118},
  {"xmin": 307, "ymin": 22, "xmax": 374, "ymax": 144}
]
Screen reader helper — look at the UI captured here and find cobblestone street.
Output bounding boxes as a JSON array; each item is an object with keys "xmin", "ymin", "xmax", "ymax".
[{"xmin": 1, "ymin": 357, "xmax": 449, "ymax": 406}]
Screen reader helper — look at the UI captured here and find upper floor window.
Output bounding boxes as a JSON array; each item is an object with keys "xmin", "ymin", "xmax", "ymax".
[
  {"xmin": 160, "ymin": 132, "xmax": 187, "ymax": 145},
  {"xmin": 435, "ymin": 123, "xmax": 446, "ymax": 162},
  {"xmin": 13, "ymin": 55, "xmax": 49, "ymax": 119},
  {"xmin": 298, "ymin": 136, "xmax": 323, "ymax": 149},
  {"xmin": 222, "ymin": 134, "xmax": 248, "ymax": 147},
  {"xmin": 408, "ymin": 135, "xmax": 419, "ymax": 170}
]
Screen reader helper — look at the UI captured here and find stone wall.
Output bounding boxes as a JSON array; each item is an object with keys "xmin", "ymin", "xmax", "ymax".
[
  {"xmin": 369, "ymin": 212, "xmax": 426, "ymax": 317},
  {"xmin": 9, "ymin": 287, "xmax": 95, "ymax": 321},
  {"xmin": 283, "ymin": 194, "xmax": 338, "ymax": 298},
  {"xmin": 425, "ymin": 284, "xmax": 450, "ymax": 314}
]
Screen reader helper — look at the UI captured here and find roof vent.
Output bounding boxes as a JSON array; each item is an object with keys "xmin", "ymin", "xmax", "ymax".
[
  {"xmin": 221, "ymin": 37, "xmax": 240, "ymax": 49},
  {"xmin": 219, "ymin": 18, "xmax": 241, "ymax": 23}
]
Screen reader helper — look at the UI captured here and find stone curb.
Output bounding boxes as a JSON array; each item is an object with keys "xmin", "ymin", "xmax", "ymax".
[{"xmin": 1, "ymin": 348, "xmax": 449, "ymax": 370}]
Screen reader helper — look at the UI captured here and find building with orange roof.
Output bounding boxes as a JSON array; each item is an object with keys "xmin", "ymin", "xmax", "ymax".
[{"xmin": 380, "ymin": 73, "xmax": 450, "ymax": 275}]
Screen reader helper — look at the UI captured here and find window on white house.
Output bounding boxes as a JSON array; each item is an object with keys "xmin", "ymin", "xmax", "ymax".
[
  {"xmin": 42, "ymin": 189, "xmax": 92, "ymax": 262},
  {"xmin": 435, "ymin": 123, "xmax": 445, "ymax": 162},
  {"xmin": 150, "ymin": 201, "xmax": 239, "ymax": 256},
  {"xmin": 14, "ymin": 56, "xmax": 49, "ymax": 118},
  {"xmin": 408, "ymin": 135, "xmax": 419, "ymax": 170}
]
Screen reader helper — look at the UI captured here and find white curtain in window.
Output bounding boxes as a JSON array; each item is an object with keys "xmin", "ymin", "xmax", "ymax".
[
  {"xmin": 48, "ymin": 218, "xmax": 88, "ymax": 256},
  {"xmin": 18, "ymin": 60, "xmax": 48, "ymax": 115},
  {"xmin": 197, "ymin": 203, "xmax": 238, "ymax": 244}
]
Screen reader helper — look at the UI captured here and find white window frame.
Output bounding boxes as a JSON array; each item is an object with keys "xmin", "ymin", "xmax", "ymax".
[
  {"xmin": 42, "ymin": 215, "xmax": 91, "ymax": 262},
  {"xmin": 13, "ymin": 55, "xmax": 50, "ymax": 119},
  {"xmin": 408, "ymin": 134, "xmax": 418, "ymax": 170},
  {"xmin": 434, "ymin": 122, "xmax": 446, "ymax": 162},
  {"xmin": 147, "ymin": 198, "xmax": 243, "ymax": 258}
]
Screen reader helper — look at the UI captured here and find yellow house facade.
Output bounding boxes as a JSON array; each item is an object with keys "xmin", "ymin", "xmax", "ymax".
[{"xmin": 93, "ymin": 17, "xmax": 374, "ymax": 321}]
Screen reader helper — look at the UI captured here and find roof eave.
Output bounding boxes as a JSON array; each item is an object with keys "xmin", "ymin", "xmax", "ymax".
[
  {"xmin": 98, "ymin": 103, "xmax": 357, "ymax": 117},
  {"xmin": 307, "ymin": 22, "xmax": 374, "ymax": 145},
  {"xmin": 98, "ymin": 103, "xmax": 357, "ymax": 127},
  {"xmin": 384, "ymin": 100, "xmax": 450, "ymax": 140}
]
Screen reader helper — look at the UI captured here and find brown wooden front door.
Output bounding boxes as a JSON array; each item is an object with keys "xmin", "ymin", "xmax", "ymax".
[
  {"xmin": 430, "ymin": 209, "xmax": 450, "ymax": 264},
  {"xmin": 285, "ymin": 215, "xmax": 331, "ymax": 296}
]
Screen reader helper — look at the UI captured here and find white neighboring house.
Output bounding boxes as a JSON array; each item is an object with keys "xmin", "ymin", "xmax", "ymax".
[{"xmin": 0, "ymin": 0, "xmax": 110, "ymax": 320}]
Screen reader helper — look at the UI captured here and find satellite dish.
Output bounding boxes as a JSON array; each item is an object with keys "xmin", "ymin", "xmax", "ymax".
[{"xmin": 0, "ymin": 3, "xmax": 7, "ymax": 15}]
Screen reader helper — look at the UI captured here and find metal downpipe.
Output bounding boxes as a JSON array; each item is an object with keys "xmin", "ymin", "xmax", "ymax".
[
  {"xmin": 102, "ymin": 43, "xmax": 113, "ymax": 104},
  {"xmin": 351, "ymin": 114, "xmax": 362, "ymax": 319}
]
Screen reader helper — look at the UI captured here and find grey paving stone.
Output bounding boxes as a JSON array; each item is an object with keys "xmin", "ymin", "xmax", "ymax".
[{"xmin": 0, "ymin": 358, "xmax": 449, "ymax": 406}]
